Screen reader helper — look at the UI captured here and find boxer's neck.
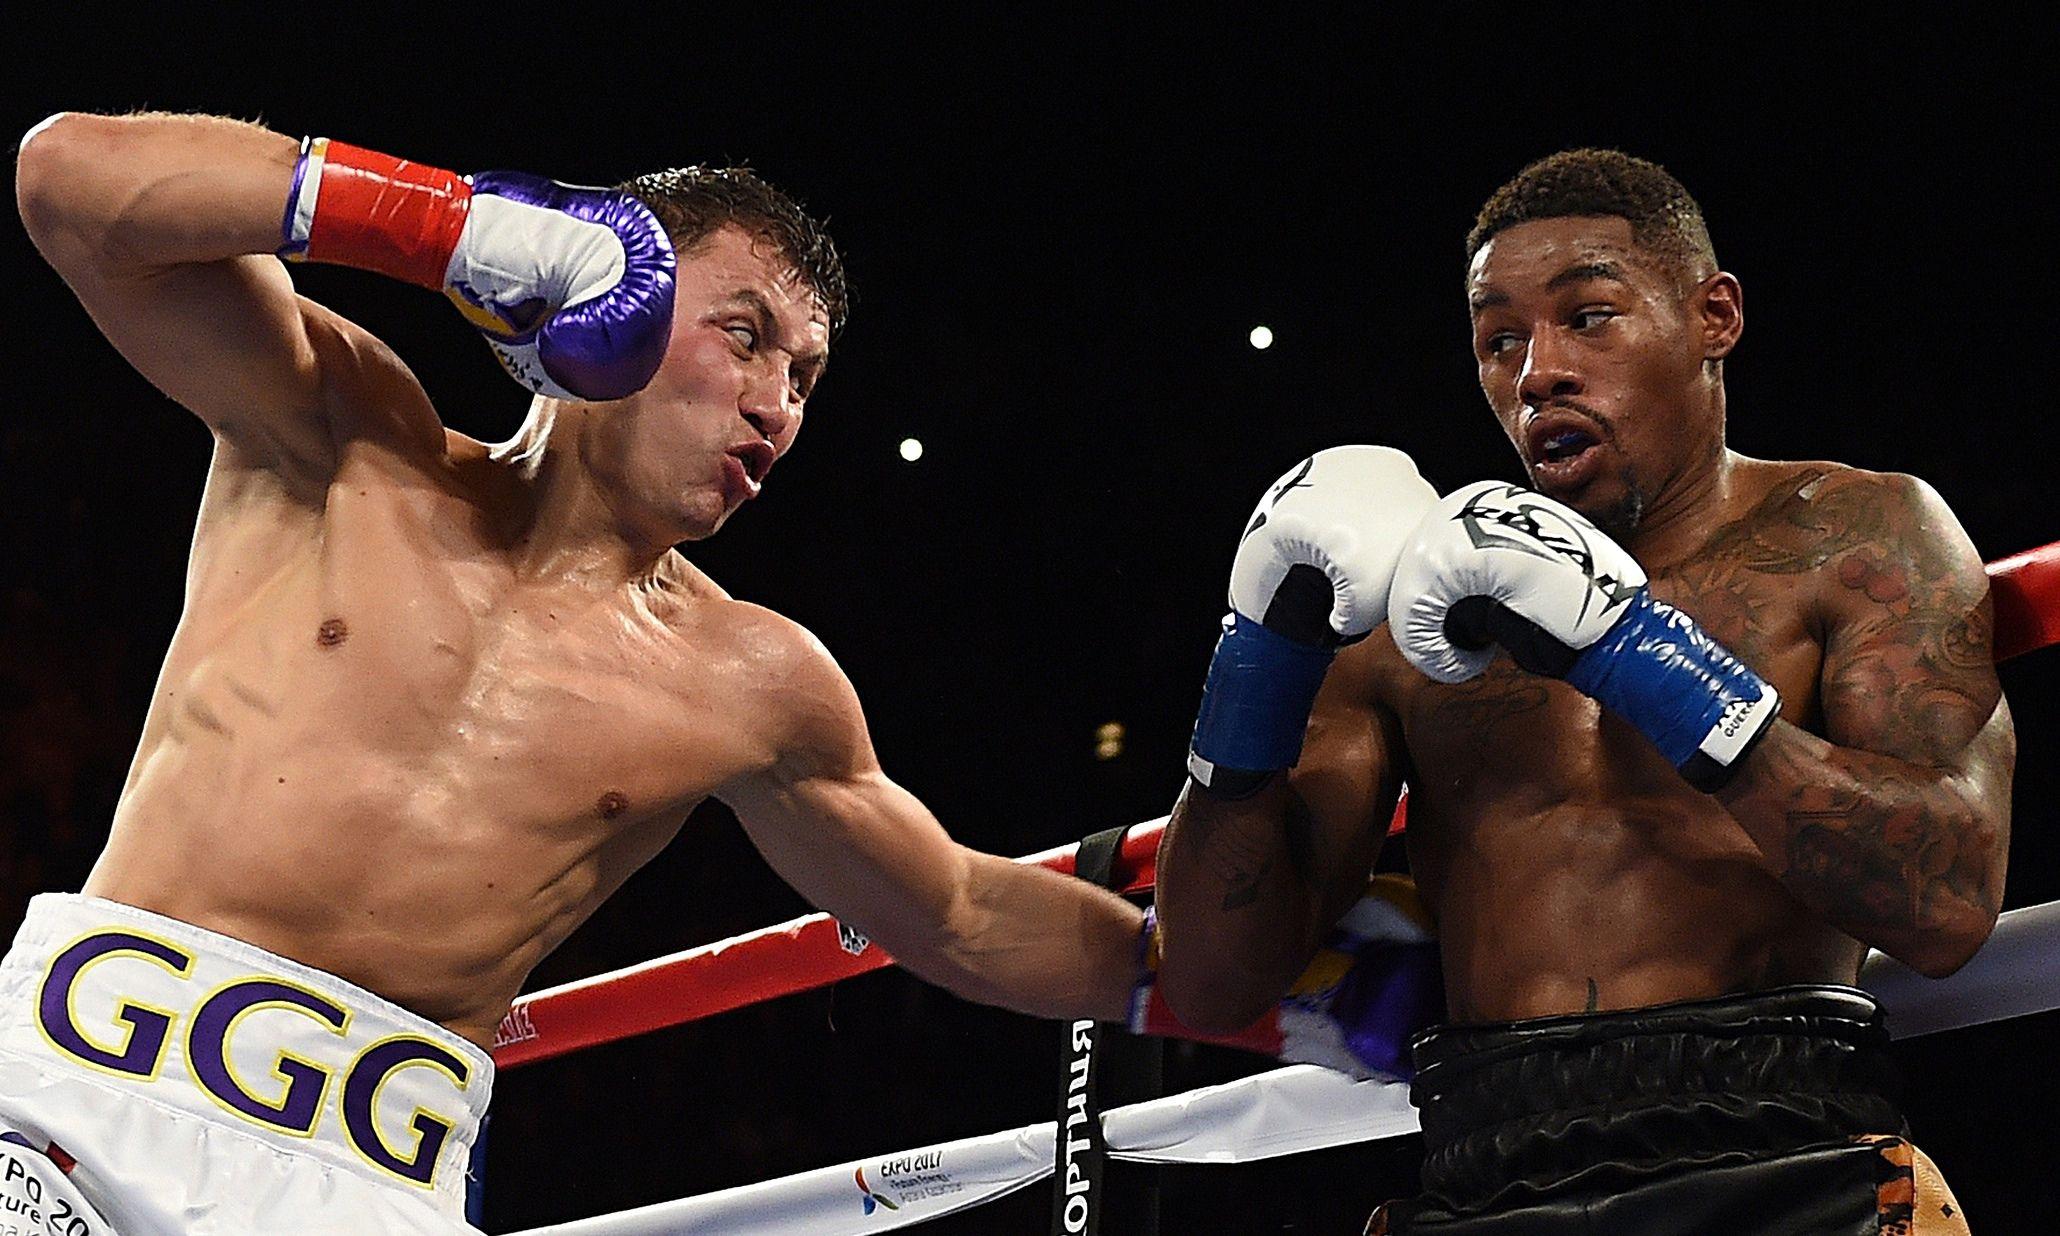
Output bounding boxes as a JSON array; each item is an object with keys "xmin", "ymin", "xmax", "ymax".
[
  {"xmin": 1623, "ymin": 440, "xmax": 1737, "ymax": 572},
  {"xmin": 489, "ymin": 398, "xmax": 681, "ymax": 590}
]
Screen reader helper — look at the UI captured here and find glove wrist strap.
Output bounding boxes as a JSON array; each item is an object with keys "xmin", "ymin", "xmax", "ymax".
[
  {"xmin": 1187, "ymin": 613, "xmax": 1335, "ymax": 790},
  {"xmin": 280, "ymin": 138, "xmax": 471, "ymax": 289},
  {"xmin": 1565, "ymin": 592, "xmax": 1781, "ymax": 791}
]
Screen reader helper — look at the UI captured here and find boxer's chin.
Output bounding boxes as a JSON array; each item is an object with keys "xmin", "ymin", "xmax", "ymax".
[
  {"xmin": 1530, "ymin": 463, "xmax": 1646, "ymax": 538},
  {"xmin": 1584, "ymin": 488, "xmax": 1645, "ymax": 539}
]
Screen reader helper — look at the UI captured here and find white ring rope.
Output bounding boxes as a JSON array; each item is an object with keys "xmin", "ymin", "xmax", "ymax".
[
  {"xmin": 508, "ymin": 898, "xmax": 2060, "ymax": 1235},
  {"xmin": 510, "ymin": 1068, "xmax": 1415, "ymax": 1236}
]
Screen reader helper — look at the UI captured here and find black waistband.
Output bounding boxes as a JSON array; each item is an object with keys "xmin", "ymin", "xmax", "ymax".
[{"xmin": 1407, "ymin": 985, "xmax": 1907, "ymax": 1213}]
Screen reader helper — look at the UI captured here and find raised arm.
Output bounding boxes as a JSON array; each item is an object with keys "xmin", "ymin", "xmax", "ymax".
[
  {"xmin": 719, "ymin": 619, "xmax": 1142, "ymax": 1021},
  {"xmin": 1151, "ymin": 447, "xmax": 1437, "ymax": 1034},
  {"xmin": 1715, "ymin": 471, "xmax": 2014, "ymax": 976},
  {"xmin": 14, "ymin": 112, "xmax": 433, "ymax": 481},
  {"xmin": 16, "ymin": 111, "xmax": 675, "ymax": 486},
  {"xmin": 1156, "ymin": 641, "xmax": 1407, "ymax": 1032}
]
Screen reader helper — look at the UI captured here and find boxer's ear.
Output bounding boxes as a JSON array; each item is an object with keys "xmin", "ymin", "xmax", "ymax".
[{"xmin": 1695, "ymin": 271, "xmax": 1743, "ymax": 361}]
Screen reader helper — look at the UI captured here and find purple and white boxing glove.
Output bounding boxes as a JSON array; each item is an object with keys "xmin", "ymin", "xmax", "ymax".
[
  {"xmin": 1131, "ymin": 875, "xmax": 1443, "ymax": 1082},
  {"xmin": 1388, "ymin": 481, "xmax": 1782, "ymax": 791},
  {"xmin": 279, "ymin": 137, "xmax": 675, "ymax": 401}
]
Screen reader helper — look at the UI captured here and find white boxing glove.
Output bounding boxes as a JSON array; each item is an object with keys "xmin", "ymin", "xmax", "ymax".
[
  {"xmin": 1187, "ymin": 447, "xmax": 1439, "ymax": 794},
  {"xmin": 1226, "ymin": 446, "xmax": 1443, "ymax": 643},
  {"xmin": 1388, "ymin": 481, "xmax": 1779, "ymax": 791}
]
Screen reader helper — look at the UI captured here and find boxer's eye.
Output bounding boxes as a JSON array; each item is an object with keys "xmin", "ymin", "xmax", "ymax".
[
  {"xmin": 1572, "ymin": 308, "xmax": 1616, "ymax": 330},
  {"xmin": 1482, "ymin": 331, "xmax": 1520, "ymax": 358},
  {"xmin": 727, "ymin": 325, "xmax": 758, "ymax": 351}
]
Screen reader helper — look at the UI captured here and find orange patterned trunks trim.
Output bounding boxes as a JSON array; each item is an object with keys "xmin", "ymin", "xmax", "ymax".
[{"xmin": 1860, "ymin": 1134, "xmax": 1971, "ymax": 1235}]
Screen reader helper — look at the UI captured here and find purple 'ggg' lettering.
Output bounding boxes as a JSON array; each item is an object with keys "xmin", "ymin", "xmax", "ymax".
[
  {"xmin": 37, "ymin": 932, "xmax": 193, "ymax": 1075},
  {"xmin": 188, "ymin": 980, "xmax": 348, "ymax": 1134},
  {"xmin": 342, "ymin": 1037, "xmax": 470, "ymax": 1185}
]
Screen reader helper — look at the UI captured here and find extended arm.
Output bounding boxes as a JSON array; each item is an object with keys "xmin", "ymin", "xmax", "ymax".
[
  {"xmin": 721, "ymin": 622, "xmax": 1142, "ymax": 1021},
  {"xmin": 1715, "ymin": 473, "xmax": 2013, "ymax": 976}
]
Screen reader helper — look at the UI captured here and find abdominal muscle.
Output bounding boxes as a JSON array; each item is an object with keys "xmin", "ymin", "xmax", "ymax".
[
  {"xmin": 81, "ymin": 694, "xmax": 693, "ymax": 1047},
  {"xmin": 1411, "ymin": 791, "xmax": 1867, "ymax": 1025}
]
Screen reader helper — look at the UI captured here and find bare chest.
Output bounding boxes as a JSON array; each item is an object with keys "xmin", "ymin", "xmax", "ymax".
[{"xmin": 147, "ymin": 481, "xmax": 758, "ymax": 830}]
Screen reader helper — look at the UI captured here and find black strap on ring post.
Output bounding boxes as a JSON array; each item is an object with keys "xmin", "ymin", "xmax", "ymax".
[{"xmin": 1049, "ymin": 824, "xmax": 1161, "ymax": 1236}]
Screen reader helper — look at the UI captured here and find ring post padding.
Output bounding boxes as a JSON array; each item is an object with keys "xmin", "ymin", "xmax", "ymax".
[{"xmin": 1051, "ymin": 825, "xmax": 1128, "ymax": 1236}]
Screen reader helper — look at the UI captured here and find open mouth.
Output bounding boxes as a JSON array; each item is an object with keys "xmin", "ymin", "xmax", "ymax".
[
  {"xmin": 1537, "ymin": 427, "xmax": 1599, "ymax": 464},
  {"xmin": 1523, "ymin": 415, "xmax": 1607, "ymax": 488},
  {"xmin": 727, "ymin": 441, "xmax": 777, "ymax": 488}
]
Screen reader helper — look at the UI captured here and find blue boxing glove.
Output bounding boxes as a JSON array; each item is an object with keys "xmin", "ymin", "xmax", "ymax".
[
  {"xmin": 281, "ymin": 138, "xmax": 676, "ymax": 401},
  {"xmin": 1388, "ymin": 481, "xmax": 1781, "ymax": 790},
  {"xmin": 1186, "ymin": 447, "xmax": 1440, "ymax": 796}
]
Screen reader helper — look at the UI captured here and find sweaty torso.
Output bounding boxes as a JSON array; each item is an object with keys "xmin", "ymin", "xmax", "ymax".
[
  {"xmin": 1368, "ymin": 459, "xmax": 1870, "ymax": 1023},
  {"xmin": 83, "ymin": 434, "xmax": 782, "ymax": 1047}
]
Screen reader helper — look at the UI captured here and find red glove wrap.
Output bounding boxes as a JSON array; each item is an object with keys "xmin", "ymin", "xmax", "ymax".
[
  {"xmin": 1131, "ymin": 983, "xmax": 1285, "ymax": 1056},
  {"xmin": 291, "ymin": 139, "xmax": 473, "ymax": 290}
]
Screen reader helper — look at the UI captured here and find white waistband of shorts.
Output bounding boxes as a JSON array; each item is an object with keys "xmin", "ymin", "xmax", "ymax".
[{"xmin": 0, "ymin": 894, "xmax": 493, "ymax": 1206}]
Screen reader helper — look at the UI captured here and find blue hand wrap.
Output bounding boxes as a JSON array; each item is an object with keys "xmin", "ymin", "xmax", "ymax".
[
  {"xmin": 1189, "ymin": 613, "xmax": 1336, "ymax": 774},
  {"xmin": 1565, "ymin": 591, "xmax": 1774, "ymax": 774}
]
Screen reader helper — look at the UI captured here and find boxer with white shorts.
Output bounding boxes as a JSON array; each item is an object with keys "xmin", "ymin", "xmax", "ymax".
[
  {"xmin": 1, "ymin": 896, "xmax": 487, "ymax": 1233},
  {"xmin": 8, "ymin": 112, "xmax": 1437, "ymax": 1231},
  {"xmin": 7, "ymin": 112, "xmax": 1165, "ymax": 1232}
]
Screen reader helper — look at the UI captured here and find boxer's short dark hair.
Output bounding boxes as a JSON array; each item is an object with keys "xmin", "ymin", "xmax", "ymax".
[
  {"xmin": 618, "ymin": 166, "xmax": 850, "ymax": 336},
  {"xmin": 1467, "ymin": 149, "xmax": 1717, "ymax": 284}
]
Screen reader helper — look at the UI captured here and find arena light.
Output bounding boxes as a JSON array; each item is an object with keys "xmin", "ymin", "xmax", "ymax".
[
  {"xmin": 899, "ymin": 438, "xmax": 924, "ymax": 462},
  {"xmin": 1248, "ymin": 325, "xmax": 1275, "ymax": 350}
]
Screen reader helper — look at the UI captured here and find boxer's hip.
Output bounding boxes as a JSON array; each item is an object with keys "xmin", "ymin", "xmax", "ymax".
[
  {"xmin": 0, "ymin": 894, "xmax": 492, "ymax": 1228},
  {"xmin": 1374, "ymin": 985, "xmax": 1965, "ymax": 1234}
]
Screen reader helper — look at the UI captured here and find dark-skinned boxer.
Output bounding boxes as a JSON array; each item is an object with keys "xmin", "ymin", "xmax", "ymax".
[{"xmin": 1156, "ymin": 150, "xmax": 2010, "ymax": 1234}]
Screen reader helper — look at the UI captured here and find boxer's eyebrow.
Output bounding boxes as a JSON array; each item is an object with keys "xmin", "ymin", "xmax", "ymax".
[
  {"xmin": 1546, "ymin": 260, "xmax": 1628, "ymax": 291},
  {"xmin": 722, "ymin": 290, "xmax": 781, "ymax": 341},
  {"xmin": 1471, "ymin": 260, "xmax": 1631, "ymax": 314}
]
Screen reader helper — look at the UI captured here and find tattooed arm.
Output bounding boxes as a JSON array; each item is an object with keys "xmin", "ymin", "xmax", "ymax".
[
  {"xmin": 1155, "ymin": 640, "xmax": 1407, "ymax": 1032},
  {"xmin": 1716, "ymin": 471, "xmax": 2013, "ymax": 977}
]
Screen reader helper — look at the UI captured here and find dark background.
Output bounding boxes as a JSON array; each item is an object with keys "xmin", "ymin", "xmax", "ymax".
[{"xmin": 4, "ymin": 8, "xmax": 2056, "ymax": 1232}]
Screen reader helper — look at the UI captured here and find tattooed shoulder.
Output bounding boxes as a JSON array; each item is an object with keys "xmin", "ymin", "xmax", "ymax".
[
  {"xmin": 1692, "ymin": 464, "xmax": 1891, "ymax": 577},
  {"xmin": 1813, "ymin": 471, "xmax": 1997, "ymax": 751}
]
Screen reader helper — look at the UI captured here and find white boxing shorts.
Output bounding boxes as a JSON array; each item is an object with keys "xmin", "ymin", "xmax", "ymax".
[{"xmin": 0, "ymin": 895, "xmax": 493, "ymax": 1234}]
